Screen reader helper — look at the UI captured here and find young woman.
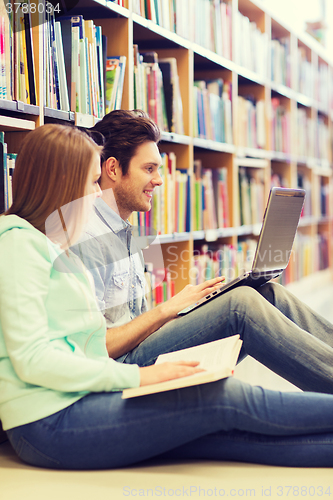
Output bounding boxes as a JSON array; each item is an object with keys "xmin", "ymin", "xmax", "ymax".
[{"xmin": 1, "ymin": 123, "xmax": 333, "ymax": 470}]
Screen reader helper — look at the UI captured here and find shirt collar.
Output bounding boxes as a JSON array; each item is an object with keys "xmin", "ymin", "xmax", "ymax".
[{"xmin": 94, "ymin": 197, "xmax": 131, "ymax": 234}]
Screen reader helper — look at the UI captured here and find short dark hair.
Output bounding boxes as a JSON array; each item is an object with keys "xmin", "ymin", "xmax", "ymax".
[{"xmin": 90, "ymin": 110, "xmax": 161, "ymax": 176}]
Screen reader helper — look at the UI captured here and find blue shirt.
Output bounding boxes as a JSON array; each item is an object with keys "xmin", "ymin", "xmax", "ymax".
[{"xmin": 71, "ymin": 198, "xmax": 148, "ymax": 329}]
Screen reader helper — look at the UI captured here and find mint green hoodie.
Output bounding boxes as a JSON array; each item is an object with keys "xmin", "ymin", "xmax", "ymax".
[{"xmin": 0, "ymin": 215, "xmax": 140, "ymax": 430}]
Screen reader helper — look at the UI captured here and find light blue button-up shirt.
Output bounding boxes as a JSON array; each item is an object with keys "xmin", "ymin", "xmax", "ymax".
[{"xmin": 71, "ymin": 198, "xmax": 148, "ymax": 329}]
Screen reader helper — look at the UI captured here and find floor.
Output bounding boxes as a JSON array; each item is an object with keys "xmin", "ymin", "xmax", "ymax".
[{"xmin": 1, "ymin": 270, "xmax": 333, "ymax": 499}]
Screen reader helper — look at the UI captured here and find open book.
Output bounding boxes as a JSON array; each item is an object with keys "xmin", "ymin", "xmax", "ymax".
[{"xmin": 122, "ymin": 335, "xmax": 242, "ymax": 399}]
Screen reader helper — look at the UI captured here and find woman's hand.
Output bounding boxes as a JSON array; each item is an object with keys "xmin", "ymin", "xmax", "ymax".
[
  {"xmin": 157, "ymin": 276, "xmax": 225, "ymax": 321},
  {"xmin": 139, "ymin": 361, "xmax": 204, "ymax": 387}
]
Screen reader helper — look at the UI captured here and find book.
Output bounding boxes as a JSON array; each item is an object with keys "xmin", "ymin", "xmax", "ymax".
[
  {"xmin": 105, "ymin": 56, "xmax": 121, "ymax": 113},
  {"xmin": 159, "ymin": 57, "xmax": 184, "ymax": 134},
  {"xmin": 0, "ymin": 131, "xmax": 5, "ymax": 213},
  {"xmin": 114, "ymin": 55, "xmax": 126, "ymax": 110},
  {"xmin": 122, "ymin": 335, "xmax": 242, "ymax": 399},
  {"xmin": 23, "ymin": 2, "xmax": 37, "ymax": 105}
]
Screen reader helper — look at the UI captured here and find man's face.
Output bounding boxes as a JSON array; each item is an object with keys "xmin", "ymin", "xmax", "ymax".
[{"xmin": 113, "ymin": 141, "xmax": 163, "ymax": 219}]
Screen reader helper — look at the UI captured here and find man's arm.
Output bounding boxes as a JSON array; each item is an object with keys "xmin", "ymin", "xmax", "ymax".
[{"xmin": 106, "ymin": 277, "xmax": 224, "ymax": 358}]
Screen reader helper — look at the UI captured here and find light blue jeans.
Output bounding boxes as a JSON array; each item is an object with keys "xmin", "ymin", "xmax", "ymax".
[{"xmin": 7, "ymin": 283, "xmax": 333, "ymax": 469}]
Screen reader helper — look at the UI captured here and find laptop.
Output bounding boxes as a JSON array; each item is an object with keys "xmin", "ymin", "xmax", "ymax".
[{"xmin": 178, "ymin": 187, "xmax": 305, "ymax": 316}]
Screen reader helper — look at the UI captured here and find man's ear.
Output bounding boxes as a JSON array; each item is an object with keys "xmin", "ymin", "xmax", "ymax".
[{"xmin": 104, "ymin": 157, "xmax": 120, "ymax": 181}]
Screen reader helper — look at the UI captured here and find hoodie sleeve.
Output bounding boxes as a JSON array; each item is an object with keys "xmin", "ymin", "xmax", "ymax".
[{"xmin": 0, "ymin": 227, "xmax": 140, "ymax": 393}]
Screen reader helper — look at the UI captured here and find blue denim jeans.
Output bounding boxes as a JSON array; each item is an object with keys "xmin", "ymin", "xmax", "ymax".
[
  {"xmin": 7, "ymin": 283, "xmax": 333, "ymax": 469},
  {"xmin": 121, "ymin": 283, "xmax": 333, "ymax": 394},
  {"xmin": 7, "ymin": 376, "xmax": 333, "ymax": 469}
]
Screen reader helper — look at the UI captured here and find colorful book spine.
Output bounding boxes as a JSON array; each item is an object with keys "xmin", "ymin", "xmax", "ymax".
[
  {"xmin": 236, "ymin": 96, "xmax": 265, "ymax": 149},
  {"xmin": 193, "ymin": 79, "xmax": 233, "ymax": 144},
  {"xmin": 0, "ymin": 134, "xmax": 16, "ymax": 212},
  {"xmin": 238, "ymin": 168, "xmax": 265, "ymax": 226},
  {"xmin": 193, "ymin": 240, "xmax": 257, "ymax": 285},
  {"xmin": 270, "ymin": 37, "xmax": 291, "ymax": 87},
  {"xmin": 235, "ymin": 11, "xmax": 269, "ymax": 79},
  {"xmin": 270, "ymin": 97, "xmax": 290, "ymax": 153}
]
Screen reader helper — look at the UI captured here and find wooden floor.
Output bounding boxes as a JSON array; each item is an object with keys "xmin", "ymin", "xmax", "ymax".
[{"xmin": 1, "ymin": 270, "xmax": 333, "ymax": 499}]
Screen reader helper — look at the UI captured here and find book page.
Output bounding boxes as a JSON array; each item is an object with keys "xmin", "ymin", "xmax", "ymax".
[
  {"xmin": 122, "ymin": 335, "xmax": 242, "ymax": 399},
  {"xmin": 155, "ymin": 335, "xmax": 241, "ymax": 373}
]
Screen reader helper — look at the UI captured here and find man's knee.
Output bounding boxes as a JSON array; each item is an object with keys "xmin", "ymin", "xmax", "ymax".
[{"xmin": 228, "ymin": 285, "xmax": 260, "ymax": 306}]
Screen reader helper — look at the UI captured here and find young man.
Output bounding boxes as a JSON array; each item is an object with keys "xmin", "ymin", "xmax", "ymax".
[{"xmin": 72, "ymin": 110, "xmax": 333, "ymax": 394}]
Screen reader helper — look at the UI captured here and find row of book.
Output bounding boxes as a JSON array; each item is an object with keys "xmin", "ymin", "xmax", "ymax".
[
  {"xmin": 318, "ymin": 178, "xmax": 331, "ymax": 217},
  {"xmin": 238, "ymin": 168, "xmax": 265, "ymax": 227},
  {"xmin": 193, "ymin": 161, "xmax": 230, "ymax": 232},
  {"xmin": 133, "ymin": 47, "xmax": 184, "ymax": 135},
  {"xmin": 272, "ymin": 170, "xmax": 331, "ymax": 220},
  {"xmin": 192, "ymin": 0, "xmax": 232, "ymax": 60},
  {"xmin": 128, "ymin": 1, "xmax": 332, "ymax": 108},
  {"xmin": 316, "ymin": 63, "xmax": 330, "ymax": 108},
  {"xmin": 105, "ymin": 56, "xmax": 126, "ymax": 114},
  {"xmin": 297, "ymin": 47, "xmax": 332, "ymax": 106},
  {"xmin": 297, "ymin": 172, "xmax": 312, "ymax": 217},
  {"xmin": 296, "ymin": 109, "xmax": 331, "ymax": 161},
  {"xmin": 193, "ymin": 240, "xmax": 257, "ymax": 285},
  {"xmin": 296, "ymin": 108, "xmax": 316, "ymax": 159},
  {"xmin": 270, "ymin": 97, "xmax": 291, "ymax": 154},
  {"xmin": 133, "ymin": 0, "xmax": 191, "ymax": 40},
  {"xmin": 270, "ymin": 37, "xmax": 291, "ymax": 88},
  {"xmin": 297, "ymin": 47, "xmax": 313, "ymax": 98},
  {"xmin": 0, "ymin": 133, "xmax": 16, "ymax": 213},
  {"xmin": 236, "ymin": 96, "xmax": 266, "ymax": 149},
  {"xmin": 237, "ymin": 95, "xmax": 330, "ymax": 158},
  {"xmin": 234, "ymin": 11, "xmax": 269, "ymax": 79},
  {"xmin": 282, "ymin": 233, "xmax": 330, "ymax": 285},
  {"xmin": 44, "ymin": 12, "xmax": 107, "ymax": 117},
  {"xmin": 132, "ymin": 0, "xmax": 232, "ymax": 56},
  {"xmin": 130, "ymin": 154, "xmax": 231, "ymax": 236},
  {"xmin": 144, "ymin": 265, "xmax": 176, "ymax": 309},
  {"xmin": 299, "ymin": 173, "xmax": 332, "ymax": 219},
  {"xmin": 192, "ymin": 233, "xmax": 329, "ymax": 288},
  {"xmin": 193, "ymin": 79, "xmax": 233, "ymax": 144},
  {"xmin": 0, "ymin": 2, "xmax": 37, "ymax": 104}
]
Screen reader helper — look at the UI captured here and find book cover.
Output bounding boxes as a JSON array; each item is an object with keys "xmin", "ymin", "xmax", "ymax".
[
  {"xmin": 114, "ymin": 55, "xmax": 126, "ymax": 110},
  {"xmin": 122, "ymin": 335, "xmax": 242, "ymax": 399},
  {"xmin": 58, "ymin": 18, "xmax": 73, "ymax": 109},
  {"xmin": 23, "ymin": 3, "xmax": 37, "ymax": 105},
  {"xmin": 95, "ymin": 25, "xmax": 105, "ymax": 117},
  {"xmin": 0, "ymin": 131, "xmax": 5, "ymax": 214},
  {"xmin": 105, "ymin": 56, "xmax": 121, "ymax": 113}
]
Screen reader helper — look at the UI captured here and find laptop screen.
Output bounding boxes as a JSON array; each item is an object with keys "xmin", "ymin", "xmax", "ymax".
[{"xmin": 252, "ymin": 188, "xmax": 305, "ymax": 273}]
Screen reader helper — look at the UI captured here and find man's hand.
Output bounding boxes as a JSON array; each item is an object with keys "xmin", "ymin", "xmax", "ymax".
[
  {"xmin": 157, "ymin": 276, "xmax": 225, "ymax": 320},
  {"xmin": 139, "ymin": 360, "xmax": 204, "ymax": 386},
  {"xmin": 106, "ymin": 276, "xmax": 225, "ymax": 359}
]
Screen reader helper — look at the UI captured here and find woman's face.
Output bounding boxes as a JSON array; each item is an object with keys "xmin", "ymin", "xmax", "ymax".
[{"xmin": 85, "ymin": 152, "xmax": 102, "ymax": 199}]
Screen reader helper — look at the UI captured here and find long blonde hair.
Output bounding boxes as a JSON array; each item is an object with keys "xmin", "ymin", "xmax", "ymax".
[{"xmin": 6, "ymin": 124, "xmax": 102, "ymax": 236}]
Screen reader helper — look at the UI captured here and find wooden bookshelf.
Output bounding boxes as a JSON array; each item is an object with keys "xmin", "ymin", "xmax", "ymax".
[{"xmin": 0, "ymin": 0, "xmax": 332, "ymax": 293}]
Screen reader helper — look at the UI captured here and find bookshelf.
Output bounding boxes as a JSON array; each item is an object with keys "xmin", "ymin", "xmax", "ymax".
[{"xmin": 1, "ymin": 0, "xmax": 332, "ymax": 295}]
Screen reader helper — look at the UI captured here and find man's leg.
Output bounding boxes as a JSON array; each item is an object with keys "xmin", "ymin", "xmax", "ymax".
[{"xmin": 122, "ymin": 284, "xmax": 333, "ymax": 393}]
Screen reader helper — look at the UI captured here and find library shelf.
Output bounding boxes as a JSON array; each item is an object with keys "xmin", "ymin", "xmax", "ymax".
[
  {"xmin": 236, "ymin": 147, "xmax": 270, "ymax": 159},
  {"xmin": 0, "ymin": 101, "xmax": 40, "ymax": 118},
  {"xmin": 235, "ymin": 158, "xmax": 269, "ymax": 168},
  {"xmin": 0, "ymin": 0, "xmax": 332, "ymax": 295},
  {"xmin": 193, "ymin": 138, "xmax": 236, "ymax": 154},
  {"xmin": 44, "ymin": 108, "xmax": 75, "ymax": 123},
  {"xmin": 160, "ymin": 132, "xmax": 192, "ymax": 145},
  {"xmin": 0, "ymin": 116, "xmax": 36, "ymax": 132}
]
